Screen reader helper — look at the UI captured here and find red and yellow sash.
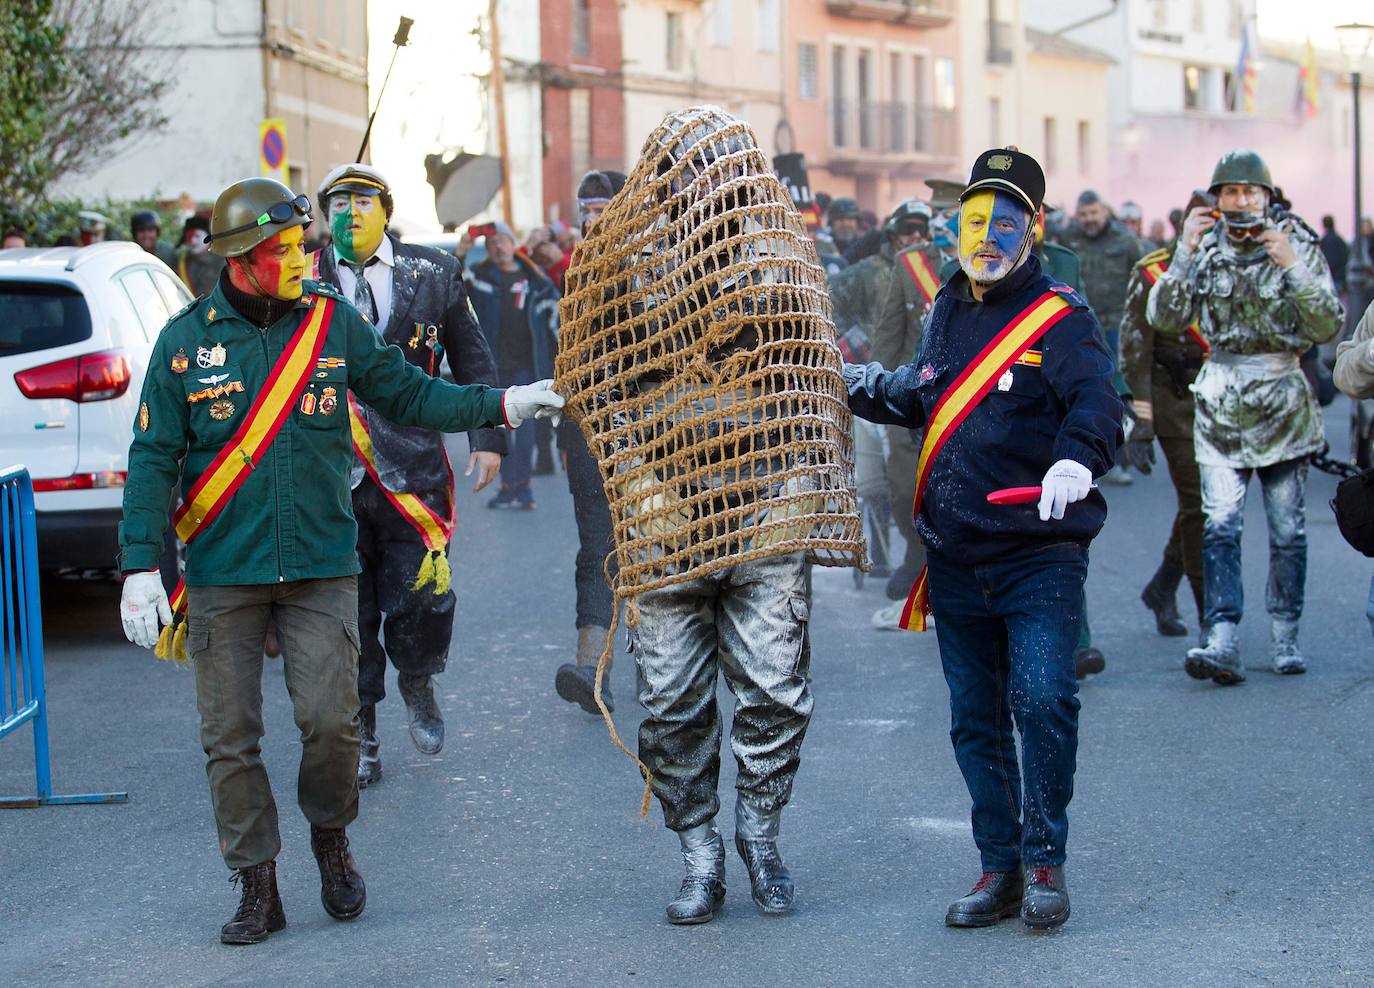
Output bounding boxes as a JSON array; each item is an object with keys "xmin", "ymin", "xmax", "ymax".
[
  {"xmin": 155, "ymin": 295, "xmax": 336, "ymax": 660},
  {"xmin": 348, "ymin": 392, "xmax": 457, "ymax": 594},
  {"xmin": 898, "ymin": 291, "xmax": 1073, "ymax": 632},
  {"xmin": 900, "ymin": 249, "xmax": 942, "ymax": 305},
  {"xmin": 1140, "ymin": 258, "xmax": 1209, "ymax": 354}
]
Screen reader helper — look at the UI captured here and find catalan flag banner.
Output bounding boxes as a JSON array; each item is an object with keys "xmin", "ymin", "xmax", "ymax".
[
  {"xmin": 897, "ymin": 291, "xmax": 1072, "ymax": 631},
  {"xmin": 1299, "ymin": 37, "xmax": 1320, "ymax": 118}
]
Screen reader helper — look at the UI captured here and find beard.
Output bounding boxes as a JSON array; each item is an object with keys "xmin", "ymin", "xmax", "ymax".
[{"xmin": 959, "ymin": 249, "xmax": 1014, "ymax": 284}]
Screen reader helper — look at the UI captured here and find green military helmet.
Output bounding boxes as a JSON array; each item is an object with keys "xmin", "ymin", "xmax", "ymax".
[
  {"xmin": 829, "ymin": 196, "xmax": 861, "ymax": 220},
  {"xmin": 207, "ymin": 178, "xmax": 312, "ymax": 258},
  {"xmin": 1208, "ymin": 149, "xmax": 1273, "ymax": 195}
]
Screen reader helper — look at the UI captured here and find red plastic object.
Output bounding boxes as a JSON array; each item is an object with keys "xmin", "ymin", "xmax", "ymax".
[{"xmin": 986, "ymin": 486, "xmax": 1042, "ymax": 505}]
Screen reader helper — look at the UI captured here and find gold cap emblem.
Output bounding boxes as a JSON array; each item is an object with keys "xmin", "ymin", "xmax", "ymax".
[{"xmin": 987, "ymin": 154, "xmax": 1013, "ymax": 171}]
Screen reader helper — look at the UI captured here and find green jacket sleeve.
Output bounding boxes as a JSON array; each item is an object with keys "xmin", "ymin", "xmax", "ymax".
[
  {"xmin": 872, "ymin": 267, "xmax": 917, "ymax": 371},
  {"xmin": 344, "ymin": 306, "xmax": 507, "ymax": 432},
  {"xmin": 118, "ymin": 330, "xmax": 191, "ymax": 572},
  {"xmin": 1145, "ymin": 247, "xmax": 1200, "ymax": 337},
  {"xmin": 1118, "ymin": 270, "xmax": 1154, "ymax": 435},
  {"xmin": 1334, "ymin": 299, "xmax": 1374, "ymax": 399},
  {"xmin": 1284, "ymin": 235, "xmax": 1344, "ymax": 345}
]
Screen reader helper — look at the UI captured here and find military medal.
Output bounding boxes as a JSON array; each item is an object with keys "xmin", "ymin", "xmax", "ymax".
[
  {"xmin": 138, "ymin": 402, "xmax": 150, "ymax": 432},
  {"xmin": 408, "ymin": 323, "xmax": 424, "ymax": 349},
  {"xmin": 209, "ymin": 343, "xmax": 227, "ymax": 367},
  {"xmin": 196, "ymin": 347, "xmax": 214, "ymax": 369},
  {"xmin": 320, "ymin": 386, "xmax": 338, "ymax": 416},
  {"xmin": 997, "ymin": 369, "xmax": 1014, "ymax": 392},
  {"xmin": 171, "ymin": 349, "xmax": 189, "ymax": 374},
  {"xmin": 209, "ymin": 399, "xmax": 236, "ymax": 421},
  {"xmin": 300, "ymin": 391, "xmax": 317, "ymax": 416}
]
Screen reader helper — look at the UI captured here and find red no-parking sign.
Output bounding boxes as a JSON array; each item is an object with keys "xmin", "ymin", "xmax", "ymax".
[{"xmin": 259, "ymin": 118, "xmax": 287, "ymax": 181}]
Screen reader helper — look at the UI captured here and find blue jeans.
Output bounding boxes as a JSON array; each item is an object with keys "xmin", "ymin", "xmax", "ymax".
[
  {"xmin": 926, "ymin": 546, "xmax": 1086, "ymax": 871},
  {"xmin": 1366, "ymin": 574, "xmax": 1374, "ymax": 640},
  {"xmin": 498, "ymin": 366, "xmax": 535, "ymax": 490},
  {"xmin": 1199, "ymin": 458, "xmax": 1307, "ymax": 626}
]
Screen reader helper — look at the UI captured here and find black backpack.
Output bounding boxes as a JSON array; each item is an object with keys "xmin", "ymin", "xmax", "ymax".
[{"xmin": 1332, "ymin": 468, "xmax": 1374, "ymax": 556}]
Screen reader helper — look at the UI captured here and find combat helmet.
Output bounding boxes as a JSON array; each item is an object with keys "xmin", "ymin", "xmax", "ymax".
[
  {"xmin": 885, "ymin": 199, "xmax": 932, "ymax": 236},
  {"xmin": 207, "ymin": 178, "xmax": 312, "ymax": 258},
  {"xmin": 1208, "ymin": 150, "xmax": 1273, "ymax": 195}
]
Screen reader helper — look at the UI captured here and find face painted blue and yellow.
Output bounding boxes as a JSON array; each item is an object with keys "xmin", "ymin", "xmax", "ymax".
[{"xmin": 958, "ymin": 190, "xmax": 1031, "ymax": 284}]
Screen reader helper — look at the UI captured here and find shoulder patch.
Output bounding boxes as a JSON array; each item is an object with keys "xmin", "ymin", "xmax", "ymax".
[
  {"xmin": 306, "ymin": 279, "xmax": 347, "ymax": 302},
  {"xmin": 1136, "ymin": 246, "xmax": 1171, "ymax": 269},
  {"xmin": 1047, "ymin": 283, "xmax": 1089, "ymax": 308}
]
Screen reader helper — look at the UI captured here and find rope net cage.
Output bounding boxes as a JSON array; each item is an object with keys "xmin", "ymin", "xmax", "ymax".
[{"xmin": 556, "ymin": 105, "xmax": 866, "ymax": 601}]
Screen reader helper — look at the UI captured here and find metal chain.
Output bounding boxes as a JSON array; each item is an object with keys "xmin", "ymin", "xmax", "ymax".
[{"xmin": 1309, "ymin": 443, "xmax": 1363, "ymax": 480}]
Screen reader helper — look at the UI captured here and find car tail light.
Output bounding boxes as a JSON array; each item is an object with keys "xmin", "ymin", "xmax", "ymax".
[
  {"xmin": 32, "ymin": 471, "xmax": 127, "ymax": 492},
  {"xmin": 14, "ymin": 350, "xmax": 131, "ymax": 402}
]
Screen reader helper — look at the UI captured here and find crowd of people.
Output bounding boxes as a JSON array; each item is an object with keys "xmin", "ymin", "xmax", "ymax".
[{"xmin": 106, "ymin": 104, "xmax": 1364, "ymax": 946}]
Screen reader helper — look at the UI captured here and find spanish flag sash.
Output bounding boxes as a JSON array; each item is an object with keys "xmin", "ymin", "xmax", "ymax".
[
  {"xmin": 348, "ymin": 393, "xmax": 457, "ymax": 594},
  {"xmin": 155, "ymin": 295, "xmax": 337, "ymax": 661},
  {"xmin": 1139, "ymin": 258, "xmax": 1209, "ymax": 354},
  {"xmin": 898, "ymin": 290, "xmax": 1073, "ymax": 632},
  {"xmin": 900, "ymin": 249, "xmax": 942, "ymax": 305}
]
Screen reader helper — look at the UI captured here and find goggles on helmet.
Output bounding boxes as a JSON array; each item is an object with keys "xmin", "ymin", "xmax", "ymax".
[
  {"xmin": 207, "ymin": 195, "xmax": 312, "ymax": 245},
  {"xmin": 1221, "ymin": 211, "xmax": 1266, "ymax": 243}
]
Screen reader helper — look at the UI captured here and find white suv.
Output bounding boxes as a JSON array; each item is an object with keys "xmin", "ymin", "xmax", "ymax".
[{"xmin": 0, "ymin": 242, "xmax": 192, "ymax": 573}]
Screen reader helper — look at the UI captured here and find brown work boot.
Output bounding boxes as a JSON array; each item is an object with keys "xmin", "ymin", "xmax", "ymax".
[
  {"xmin": 310, "ymin": 826, "xmax": 367, "ymax": 921},
  {"xmin": 220, "ymin": 860, "xmax": 286, "ymax": 945}
]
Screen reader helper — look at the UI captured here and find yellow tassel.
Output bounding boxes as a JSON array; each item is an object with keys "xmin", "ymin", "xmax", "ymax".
[
  {"xmin": 154, "ymin": 623, "xmax": 173, "ymax": 660},
  {"xmin": 411, "ymin": 551, "xmax": 436, "ymax": 592},
  {"xmin": 172, "ymin": 621, "xmax": 189, "ymax": 664},
  {"xmin": 431, "ymin": 551, "xmax": 451, "ymax": 596}
]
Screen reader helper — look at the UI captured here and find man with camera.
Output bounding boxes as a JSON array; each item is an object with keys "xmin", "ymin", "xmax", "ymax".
[{"xmin": 1147, "ymin": 150, "xmax": 1342, "ymax": 684}]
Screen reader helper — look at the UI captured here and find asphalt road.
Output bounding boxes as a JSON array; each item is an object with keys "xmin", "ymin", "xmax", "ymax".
[{"xmin": 2, "ymin": 414, "xmax": 1372, "ymax": 987}]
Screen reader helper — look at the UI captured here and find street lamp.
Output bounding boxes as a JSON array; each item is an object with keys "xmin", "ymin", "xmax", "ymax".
[{"xmin": 1335, "ymin": 22, "xmax": 1374, "ymax": 252}]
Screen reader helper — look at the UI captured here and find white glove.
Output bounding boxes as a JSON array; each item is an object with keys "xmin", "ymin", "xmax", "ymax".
[
  {"xmin": 121, "ymin": 571, "xmax": 172, "ymax": 649},
  {"xmin": 502, "ymin": 379, "xmax": 565, "ymax": 429},
  {"xmin": 1037, "ymin": 459, "xmax": 1093, "ymax": 522}
]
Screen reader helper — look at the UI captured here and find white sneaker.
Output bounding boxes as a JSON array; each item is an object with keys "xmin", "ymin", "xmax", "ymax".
[{"xmin": 870, "ymin": 601, "xmax": 933, "ymax": 631}]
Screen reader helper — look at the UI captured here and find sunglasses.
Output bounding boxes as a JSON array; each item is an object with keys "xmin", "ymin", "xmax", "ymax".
[
  {"xmin": 207, "ymin": 195, "xmax": 312, "ymax": 244},
  {"xmin": 1222, "ymin": 213, "xmax": 1266, "ymax": 241}
]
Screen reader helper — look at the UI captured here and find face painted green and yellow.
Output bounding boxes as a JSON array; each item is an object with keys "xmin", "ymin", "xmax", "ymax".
[
  {"xmin": 958, "ymin": 190, "xmax": 1031, "ymax": 285},
  {"xmin": 329, "ymin": 192, "xmax": 385, "ymax": 263},
  {"xmin": 229, "ymin": 225, "xmax": 307, "ymax": 301}
]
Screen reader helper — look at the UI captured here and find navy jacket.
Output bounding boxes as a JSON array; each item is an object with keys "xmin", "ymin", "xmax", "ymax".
[
  {"xmin": 467, "ymin": 254, "xmax": 560, "ymax": 380},
  {"xmin": 846, "ymin": 255, "xmax": 1123, "ymax": 564}
]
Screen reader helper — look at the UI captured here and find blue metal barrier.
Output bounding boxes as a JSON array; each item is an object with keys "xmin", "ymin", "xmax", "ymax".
[{"xmin": 0, "ymin": 466, "xmax": 127, "ymax": 807}]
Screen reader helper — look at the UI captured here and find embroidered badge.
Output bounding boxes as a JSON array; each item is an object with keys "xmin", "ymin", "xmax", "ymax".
[
  {"xmin": 987, "ymin": 154, "xmax": 1014, "ymax": 171},
  {"xmin": 997, "ymin": 369, "xmax": 1014, "ymax": 392},
  {"xmin": 300, "ymin": 391, "xmax": 317, "ymax": 416},
  {"xmin": 171, "ymin": 349, "xmax": 189, "ymax": 374},
  {"xmin": 209, "ymin": 343, "xmax": 227, "ymax": 367},
  {"xmin": 319, "ymin": 386, "xmax": 338, "ymax": 416},
  {"xmin": 138, "ymin": 402, "xmax": 149, "ymax": 432},
  {"xmin": 918, "ymin": 364, "xmax": 937, "ymax": 385},
  {"xmin": 209, "ymin": 399, "xmax": 236, "ymax": 422}
]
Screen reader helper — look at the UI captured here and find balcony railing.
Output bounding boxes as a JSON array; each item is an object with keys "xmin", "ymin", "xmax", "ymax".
[
  {"xmin": 987, "ymin": 19, "xmax": 1014, "ymax": 65},
  {"xmin": 826, "ymin": 0, "xmax": 956, "ymax": 27},
  {"xmin": 829, "ymin": 100, "xmax": 957, "ymax": 157}
]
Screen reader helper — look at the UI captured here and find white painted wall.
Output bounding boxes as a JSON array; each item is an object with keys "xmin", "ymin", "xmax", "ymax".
[{"xmin": 53, "ymin": 0, "xmax": 266, "ymax": 203}]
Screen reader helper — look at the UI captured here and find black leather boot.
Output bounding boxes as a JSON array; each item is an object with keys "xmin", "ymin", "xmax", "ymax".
[
  {"xmin": 1073, "ymin": 646, "xmax": 1106, "ymax": 679},
  {"xmin": 666, "ymin": 823, "xmax": 726, "ymax": 925},
  {"xmin": 398, "ymin": 673, "xmax": 444, "ymax": 755},
  {"xmin": 357, "ymin": 704, "xmax": 382, "ymax": 788},
  {"xmin": 1021, "ymin": 865, "xmax": 1070, "ymax": 930},
  {"xmin": 221, "ymin": 860, "xmax": 286, "ymax": 945},
  {"xmin": 945, "ymin": 870, "xmax": 1023, "ymax": 928},
  {"xmin": 1141, "ymin": 560, "xmax": 1188, "ymax": 636},
  {"xmin": 555, "ymin": 626, "xmax": 614, "ymax": 714},
  {"xmin": 310, "ymin": 826, "xmax": 367, "ymax": 921},
  {"xmin": 734, "ymin": 798, "xmax": 795, "ymax": 915}
]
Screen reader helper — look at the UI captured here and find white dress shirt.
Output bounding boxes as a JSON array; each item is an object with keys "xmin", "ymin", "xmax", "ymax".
[{"xmin": 333, "ymin": 234, "xmax": 395, "ymax": 335}]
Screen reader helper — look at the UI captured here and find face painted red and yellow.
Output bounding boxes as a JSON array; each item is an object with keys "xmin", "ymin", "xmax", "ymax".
[
  {"xmin": 329, "ymin": 192, "xmax": 386, "ymax": 263},
  {"xmin": 229, "ymin": 225, "xmax": 307, "ymax": 301}
]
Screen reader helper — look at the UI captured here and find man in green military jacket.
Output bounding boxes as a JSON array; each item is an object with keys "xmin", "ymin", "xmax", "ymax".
[
  {"xmin": 1119, "ymin": 191, "xmax": 1213, "ymax": 641},
  {"xmin": 117, "ymin": 178, "xmax": 562, "ymax": 944}
]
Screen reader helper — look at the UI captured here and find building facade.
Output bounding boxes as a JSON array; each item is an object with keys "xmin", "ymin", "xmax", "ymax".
[
  {"xmin": 782, "ymin": 0, "xmax": 963, "ymax": 214},
  {"xmin": 56, "ymin": 0, "xmax": 368, "ymax": 206},
  {"xmin": 1021, "ymin": 28, "xmax": 1113, "ymax": 211}
]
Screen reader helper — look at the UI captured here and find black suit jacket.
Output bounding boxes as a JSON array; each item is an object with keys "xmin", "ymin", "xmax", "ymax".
[{"xmin": 315, "ymin": 233, "xmax": 507, "ymax": 495}]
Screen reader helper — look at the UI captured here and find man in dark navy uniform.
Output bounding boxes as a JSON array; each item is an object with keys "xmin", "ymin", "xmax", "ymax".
[{"xmin": 844, "ymin": 149, "xmax": 1123, "ymax": 931}]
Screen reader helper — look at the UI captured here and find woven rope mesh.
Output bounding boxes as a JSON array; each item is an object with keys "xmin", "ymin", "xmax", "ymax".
[{"xmin": 555, "ymin": 106, "xmax": 866, "ymax": 597}]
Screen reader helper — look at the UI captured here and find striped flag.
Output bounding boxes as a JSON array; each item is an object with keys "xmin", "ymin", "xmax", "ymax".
[
  {"xmin": 1298, "ymin": 37, "xmax": 1320, "ymax": 117},
  {"xmin": 1234, "ymin": 22, "xmax": 1257, "ymax": 113}
]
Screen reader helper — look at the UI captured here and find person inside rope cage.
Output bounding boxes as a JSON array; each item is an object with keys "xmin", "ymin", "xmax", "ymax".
[{"xmin": 555, "ymin": 105, "xmax": 865, "ymax": 926}]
